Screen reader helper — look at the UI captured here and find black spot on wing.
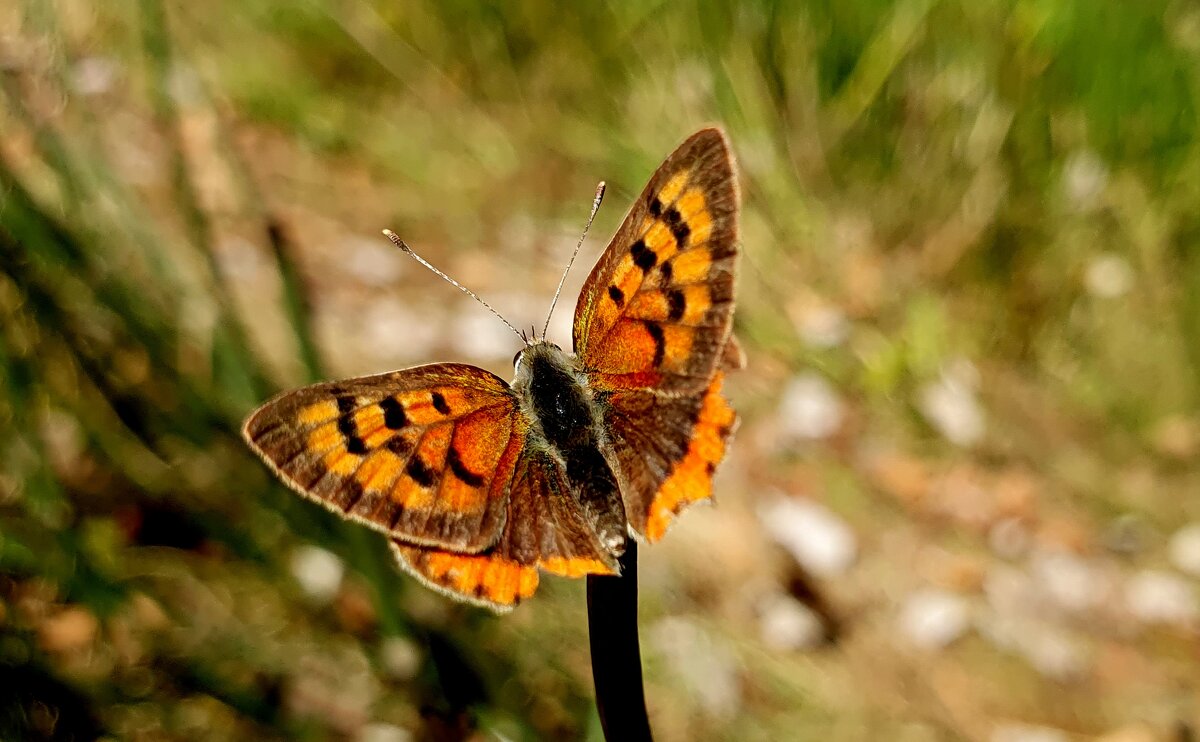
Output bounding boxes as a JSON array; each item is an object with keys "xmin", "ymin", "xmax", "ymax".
[
  {"xmin": 664, "ymin": 206, "xmax": 690, "ymax": 247},
  {"xmin": 431, "ymin": 391, "xmax": 451, "ymax": 415},
  {"xmin": 667, "ymin": 290, "xmax": 686, "ymax": 322},
  {"xmin": 447, "ymin": 447, "xmax": 486, "ymax": 487},
  {"xmin": 645, "ymin": 322, "xmax": 666, "ymax": 368},
  {"xmin": 342, "ymin": 426, "xmax": 367, "ymax": 455},
  {"xmin": 379, "ymin": 397, "xmax": 407, "ymax": 430},
  {"xmin": 608, "ymin": 285, "xmax": 625, "ymax": 307},
  {"xmin": 406, "ymin": 455, "xmax": 437, "ymax": 488},
  {"xmin": 336, "ymin": 396, "xmax": 367, "ymax": 455},
  {"xmin": 631, "ymin": 239, "xmax": 657, "ymax": 271},
  {"xmin": 648, "ymin": 196, "xmax": 663, "ymax": 218}
]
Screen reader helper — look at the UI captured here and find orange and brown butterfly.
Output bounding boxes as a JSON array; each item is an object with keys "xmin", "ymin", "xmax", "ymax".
[{"xmin": 242, "ymin": 128, "xmax": 742, "ymax": 612}]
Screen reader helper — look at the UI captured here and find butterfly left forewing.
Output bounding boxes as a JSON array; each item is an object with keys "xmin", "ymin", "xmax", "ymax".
[
  {"xmin": 391, "ymin": 446, "xmax": 617, "ymax": 612},
  {"xmin": 243, "ymin": 363, "xmax": 525, "ymax": 553}
]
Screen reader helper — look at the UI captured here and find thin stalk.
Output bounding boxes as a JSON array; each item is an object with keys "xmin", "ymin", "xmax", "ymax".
[{"xmin": 586, "ymin": 540, "xmax": 653, "ymax": 741}]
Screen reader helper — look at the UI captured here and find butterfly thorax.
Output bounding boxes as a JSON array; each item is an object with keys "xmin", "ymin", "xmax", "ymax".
[{"xmin": 512, "ymin": 342, "xmax": 627, "ymax": 554}]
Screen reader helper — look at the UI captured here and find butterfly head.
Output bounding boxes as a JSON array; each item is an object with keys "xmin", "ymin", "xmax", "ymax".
[{"xmin": 513, "ymin": 340, "xmax": 564, "ymax": 377}]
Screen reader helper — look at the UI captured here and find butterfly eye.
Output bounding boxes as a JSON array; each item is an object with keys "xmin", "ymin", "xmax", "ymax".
[{"xmin": 512, "ymin": 349, "xmax": 524, "ymax": 371}]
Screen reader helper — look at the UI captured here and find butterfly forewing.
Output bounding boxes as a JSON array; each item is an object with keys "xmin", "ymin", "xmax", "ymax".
[
  {"xmin": 573, "ymin": 127, "xmax": 739, "ymax": 396},
  {"xmin": 242, "ymin": 363, "xmax": 524, "ymax": 553},
  {"xmin": 573, "ymin": 128, "xmax": 741, "ymax": 541}
]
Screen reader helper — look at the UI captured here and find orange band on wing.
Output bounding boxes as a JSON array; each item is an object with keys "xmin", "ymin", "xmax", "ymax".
[
  {"xmin": 392, "ymin": 542, "xmax": 539, "ymax": 611},
  {"xmin": 645, "ymin": 372, "xmax": 737, "ymax": 541},
  {"xmin": 538, "ymin": 556, "xmax": 615, "ymax": 578}
]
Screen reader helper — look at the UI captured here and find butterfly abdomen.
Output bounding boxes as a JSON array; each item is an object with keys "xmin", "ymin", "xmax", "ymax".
[{"xmin": 515, "ymin": 343, "xmax": 627, "ymax": 553}]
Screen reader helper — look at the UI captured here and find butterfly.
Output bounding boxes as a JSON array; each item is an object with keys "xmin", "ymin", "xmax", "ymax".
[{"xmin": 242, "ymin": 128, "xmax": 742, "ymax": 612}]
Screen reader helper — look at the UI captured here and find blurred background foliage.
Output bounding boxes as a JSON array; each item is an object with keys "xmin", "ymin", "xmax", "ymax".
[{"xmin": 2, "ymin": 1, "xmax": 1199, "ymax": 740}]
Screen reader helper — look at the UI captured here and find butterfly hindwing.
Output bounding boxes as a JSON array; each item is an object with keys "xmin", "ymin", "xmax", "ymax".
[
  {"xmin": 605, "ymin": 372, "xmax": 737, "ymax": 541},
  {"xmin": 392, "ymin": 447, "xmax": 617, "ymax": 612},
  {"xmin": 242, "ymin": 363, "xmax": 525, "ymax": 553},
  {"xmin": 573, "ymin": 127, "xmax": 739, "ymax": 396}
]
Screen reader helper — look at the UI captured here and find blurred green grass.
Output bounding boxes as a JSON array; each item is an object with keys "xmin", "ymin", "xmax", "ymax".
[{"xmin": 2, "ymin": 1, "xmax": 1199, "ymax": 740}]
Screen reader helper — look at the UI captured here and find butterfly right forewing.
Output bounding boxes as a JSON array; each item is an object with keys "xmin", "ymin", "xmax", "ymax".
[{"xmin": 573, "ymin": 127, "xmax": 739, "ymax": 396}]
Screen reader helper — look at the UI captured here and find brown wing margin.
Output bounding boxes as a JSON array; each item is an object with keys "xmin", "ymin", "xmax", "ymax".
[
  {"xmin": 242, "ymin": 363, "xmax": 523, "ymax": 554},
  {"xmin": 391, "ymin": 447, "xmax": 617, "ymax": 612},
  {"xmin": 603, "ymin": 372, "xmax": 738, "ymax": 542},
  {"xmin": 573, "ymin": 128, "xmax": 739, "ymax": 395}
]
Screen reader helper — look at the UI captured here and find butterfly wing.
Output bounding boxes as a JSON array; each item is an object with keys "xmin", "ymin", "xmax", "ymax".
[
  {"xmin": 572, "ymin": 127, "xmax": 738, "ymax": 396},
  {"xmin": 392, "ymin": 447, "xmax": 617, "ymax": 612},
  {"xmin": 242, "ymin": 363, "xmax": 525, "ymax": 553},
  {"xmin": 573, "ymin": 128, "xmax": 741, "ymax": 541},
  {"xmin": 603, "ymin": 372, "xmax": 738, "ymax": 541}
]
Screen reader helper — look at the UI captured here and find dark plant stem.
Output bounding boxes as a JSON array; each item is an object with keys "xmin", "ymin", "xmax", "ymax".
[{"xmin": 586, "ymin": 540, "xmax": 653, "ymax": 742}]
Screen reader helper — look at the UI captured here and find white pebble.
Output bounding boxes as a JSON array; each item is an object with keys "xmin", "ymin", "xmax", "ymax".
[
  {"xmin": 759, "ymin": 595, "xmax": 826, "ymax": 651},
  {"xmin": 779, "ymin": 373, "xmax": 844, "ymax": 440},
  {"xmin": 1125, "ymin": 569, "xmax": 1198, "ymax": 626},
  {"xmin": 290, "ymin": 545, "xmax": 345, "ymax": 602},
  {"xmin": 758, "ymin": 495, "xmax": 857, "ymax": 577},
  {"xmin": 71, "ymin": 56, "xmax": 119, "ymax": 96},
  {"xmin": 1168, "ymin": 523, "xmax": 1200, "ymax": 578},
  {"xmin": 1061, "ymin": 149, "xmax": 1108, "ymax": 211},
  {"xmin": 379, "ymin": 637, "xmax": 422, "ymax": 681},
  {"xmin": 978, "ymin": 607, "xmax": 1089, "ymax": 680},
  {"xmin": 795, "ymin": 306, "xmax": 849, "ymax": 349},
  {"xmin": 1021, "ymin": 626, "xmax": 1089, "ymax": 679},
  {"xmin": 1085, "ymin": 253, "xmax": 1134, "ymax": 299},
  {"xmin": 992, "ymin": 722, "xmax": 1069, "ymax": 742},
  {"xmin": 1030, "ymin": 551, "xmax": 1112, "ymax": 614},
  {"xmin": 358, "ymin": 723, "xmax": 413, "ymax": 742},
  {"xmin": 898, "ymin": 589, "xmax": 970, "ymax": 649},
  {"xmin": 918, "ymin": 362, "xmax": 985, "ymax": 447}
]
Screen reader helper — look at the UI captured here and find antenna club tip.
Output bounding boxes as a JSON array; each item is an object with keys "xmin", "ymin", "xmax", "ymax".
[{"xmin": 382, "ymin": 230, "xmax": 412, "ymax": 253}]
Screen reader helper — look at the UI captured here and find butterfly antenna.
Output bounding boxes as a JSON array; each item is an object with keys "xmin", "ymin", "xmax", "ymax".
[
  {"xmin": 382, "ymin": 230, "xmax": 527, "ymax": 344},
  {"xmin": 542, "ymin": 181, "xmax": 606, "ymax": 340}
]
